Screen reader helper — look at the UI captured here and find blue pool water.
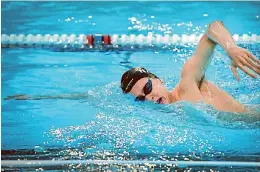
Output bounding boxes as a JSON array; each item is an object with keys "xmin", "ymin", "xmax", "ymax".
[{"xmin": 1, "ymin": 1, "xmax": 260, "ymax": 171}]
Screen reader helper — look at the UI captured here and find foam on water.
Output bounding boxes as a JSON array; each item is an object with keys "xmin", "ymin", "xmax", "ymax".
[{"xmin": 30, "ymin": 82, "xmax": 259, "ymax": 164}]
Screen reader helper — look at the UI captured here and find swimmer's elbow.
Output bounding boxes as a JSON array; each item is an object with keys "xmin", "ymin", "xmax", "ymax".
[
  {"xmin": 208, "ymin": 20, "xmax": 223, "ymax": 29},
  {"xmin": 206, "ymin": 20, "xmax": 223, "ymax": 44},
  {"xmin": 210, "ymin": 20, "xmax": 223, "ymax": 24}
]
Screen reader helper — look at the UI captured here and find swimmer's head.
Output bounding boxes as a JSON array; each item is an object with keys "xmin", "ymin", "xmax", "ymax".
[{"xmin": 121, "ymin": 67, "xmax": 172, "ymax": 104}]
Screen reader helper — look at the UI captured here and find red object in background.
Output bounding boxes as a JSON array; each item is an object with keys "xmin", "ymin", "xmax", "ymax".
[
  {"xmin": 86, "ymin": 35, "xmax": 94, "ymax": 45},
  {"xmin": 102, "ymin": 35, "xmax": 111, "ymax": 45}
]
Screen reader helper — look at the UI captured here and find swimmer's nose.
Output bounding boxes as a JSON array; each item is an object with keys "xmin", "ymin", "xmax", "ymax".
[{"xmin": 146, "ymin": 94, "xmax": 156, "ymax": 102}]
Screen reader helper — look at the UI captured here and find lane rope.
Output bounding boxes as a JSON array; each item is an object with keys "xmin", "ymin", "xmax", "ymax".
[
  {"xmin": 2, "ymin": 160, "xmax": 260, "ymax": 167},
  {"xmin": 1, "ymin": 34, "xmax": 260, "ymax": 49}
]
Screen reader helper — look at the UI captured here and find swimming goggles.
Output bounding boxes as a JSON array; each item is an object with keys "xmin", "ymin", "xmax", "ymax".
[{"xmin": 135, "ymin": 77, "xmax": 152, "ymax": 101}]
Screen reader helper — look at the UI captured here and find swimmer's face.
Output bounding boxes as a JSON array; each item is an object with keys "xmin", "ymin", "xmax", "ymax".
[{"xmin": 130, "ymin": 77, "xmax": 171, "ymax": 104}]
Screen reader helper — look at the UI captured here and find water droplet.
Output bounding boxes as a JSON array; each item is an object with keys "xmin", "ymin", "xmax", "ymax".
[{"xmin": 65, "ymin": 18, "xmax": 71, "ymax": 22}]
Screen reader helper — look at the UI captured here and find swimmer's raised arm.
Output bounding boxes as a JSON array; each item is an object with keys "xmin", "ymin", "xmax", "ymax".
[
  {"xmin": 181, "ymin": 20, "xmax": 260, "ymax": 87},
  {"xmin": 180, "ymin": 22, "xmax": 217, "ymax": 101},
  {"xmin": 181, "ymin": 33, "xmax": 216, "ymax": 86},
  {"xmin": 4, "ymin": 93, "xmax": 89, "ymax": 100},
  {"xmin": 207, "ymin": 20, "xmax": 260, "ymax": 80}
]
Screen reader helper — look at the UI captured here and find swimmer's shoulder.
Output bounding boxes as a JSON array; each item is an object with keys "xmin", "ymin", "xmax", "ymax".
[{"xmin": 175, "ymin": 79, "xmax": 204, "ymax": 103}]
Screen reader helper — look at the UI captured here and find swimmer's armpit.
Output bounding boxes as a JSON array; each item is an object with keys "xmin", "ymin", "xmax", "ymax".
[{"xmin": 4, "ymin": 93, "xmax": 89, "ymax": 100}]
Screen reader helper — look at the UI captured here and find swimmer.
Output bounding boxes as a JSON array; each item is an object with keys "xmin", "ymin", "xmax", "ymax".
[
  {"xmin": 4, "ymin": 21, "xmax": 260, "ymax": 113},
  {"xmin": 121, "ymin": 21, "xmax": 260, "ymax": 113}
]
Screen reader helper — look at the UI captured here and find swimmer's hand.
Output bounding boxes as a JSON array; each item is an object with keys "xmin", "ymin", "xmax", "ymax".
[
  {"xmin": 227, "ymin": 46, "xmax": 260, "ymax": 81},
  {"xmin": 207, "ymin": 21, "xmax": 260, "ymax": 80}
]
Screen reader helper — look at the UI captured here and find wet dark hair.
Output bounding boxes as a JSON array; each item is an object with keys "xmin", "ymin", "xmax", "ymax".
[{"xmin": 121, "ymin": 67, "xmax": 159, "ymax": 93}]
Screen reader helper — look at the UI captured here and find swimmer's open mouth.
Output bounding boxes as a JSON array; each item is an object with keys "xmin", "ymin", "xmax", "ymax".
[{"xmin": 157, "ymin": 97, "xmax": 163, "ymax": 104}]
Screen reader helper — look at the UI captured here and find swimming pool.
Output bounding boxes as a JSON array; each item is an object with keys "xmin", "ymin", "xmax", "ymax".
[{"xmin": 1, "ymin": 1, "xmax": 260, "ymax": 171}]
